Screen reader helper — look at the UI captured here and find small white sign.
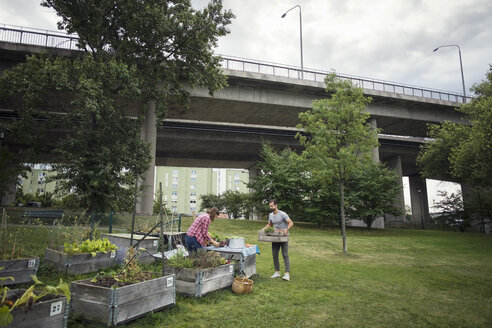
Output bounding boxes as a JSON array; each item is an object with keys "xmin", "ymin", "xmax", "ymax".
[
  {"xmin": 229, "ymin": 265, "xmax": 233, "ymax": 273},
  {"xmin": 50, "ymin": 301, "xmax": 63, "ymax": 316},
  {"xmin": 153, "ymin": 240, "xmax": 158, "ymax": 247},
  {"xmin": 167, "ymin": 276, "xmax": 174, "ymax": 287},
  {"xmin": 110, "ymin": 251, "xmax": 116, "ymax": 258},
  {"xmin": 28, "ymin": 259, "xmax": 36, "ymax": 268}
]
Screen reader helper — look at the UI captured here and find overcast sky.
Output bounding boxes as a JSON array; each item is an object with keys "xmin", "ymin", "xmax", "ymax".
[
  {"xmin": 0, "ymin": 0, "xmax": 484, "ymax": 208},
  {"xmin": 1, "ymin": 0, "xmax": 491, "ymax": 95}
]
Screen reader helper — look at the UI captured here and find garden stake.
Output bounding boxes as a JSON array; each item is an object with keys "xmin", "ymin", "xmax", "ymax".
[{"xmin": 159, "ymin": 182, "xmax": 165, "ymax": 275}]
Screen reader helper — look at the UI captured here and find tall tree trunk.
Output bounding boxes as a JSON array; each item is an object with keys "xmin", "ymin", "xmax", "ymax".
[{"xmin": 339, "ymin": 171, "xmax": 347, "ymax": 253}]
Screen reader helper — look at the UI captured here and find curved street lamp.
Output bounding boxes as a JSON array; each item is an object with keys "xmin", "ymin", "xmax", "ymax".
[
  {"xmin": 281, "ymin": 5, "xmax": 303, "ymax": 79},
  {"xmin": 433, "ymin": 44, "xmax": 466, "ymax": 100}
]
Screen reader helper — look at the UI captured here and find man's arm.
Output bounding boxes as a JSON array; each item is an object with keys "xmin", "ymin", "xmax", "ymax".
[{"xmin": 261, "ymin": 220, "xmax": 273, "ymax": 231}]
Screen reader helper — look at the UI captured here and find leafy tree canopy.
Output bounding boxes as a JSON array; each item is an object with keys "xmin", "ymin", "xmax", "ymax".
[{"xmin": 42, "ymin": 0, "xmax": 234, "ymax": 120}]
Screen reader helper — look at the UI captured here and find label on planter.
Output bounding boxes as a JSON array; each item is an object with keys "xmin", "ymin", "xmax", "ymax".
[
  {"xmin": 229, "ymin": 265, "xmax": 233, "ymax": 273},
  {"xmin": 167, "ymin": 276, "xmax": 174, "ymax": 287},
  {"xmin": 50, "ymin": 301, "xmax": 63, "ymax": 316},
  {"xmin": 110, "ymin": 251, "xmax": 116, "ymax": 258},
  {"xmin": 28, "ymin": 259, "xmax": 36, "ymax": 268},
  {"xmin": 153, "ymin": 240, "xmax": 158, "ymax": 247}
]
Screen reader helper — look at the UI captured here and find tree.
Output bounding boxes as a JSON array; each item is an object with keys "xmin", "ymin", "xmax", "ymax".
[
  {"xmin": 41, "ymin": 0, "xmax": 234, "ymax": 120},
  {"xmin": 247, "ymin": 144, "xmax": 312, "ymax": 221},
  {"xmin": 346, "ymin": 162, "xmax": 402, "ymax": 229},
  {"xmin": 200, "ymin": 194, "xmax": 224, "ymax": 213},
  {"xmin": 222, "ymin": 190, "xmax": 245, "ymax": 219},
  {"xmin": 297, "ymin": 73, "xmax": 378, "ymax": 253},
  {"xmin": 418, "ymin": 66, "xmax": 492, "ymax": 232},
  {"xmin": 0, "ymin": 1, "xmax": 234, "ymax": 212},
  {"xmin": 431, "ymin": 191, "xmax": 467, "ymax": 231}
]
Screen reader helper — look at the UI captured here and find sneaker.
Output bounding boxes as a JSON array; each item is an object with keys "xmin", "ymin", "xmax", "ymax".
[
  {"xmin": 282, "ymin": 273, "xmax": 290, "ymax": 281},
  {"xmin": 271, "ymin": 272, "xmax": 280, "ymax": 278}
]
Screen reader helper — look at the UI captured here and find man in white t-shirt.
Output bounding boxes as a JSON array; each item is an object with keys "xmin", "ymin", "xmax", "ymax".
[{"xmin": 261, "ymin": 199, "xmax": 294, "ymax": 281}]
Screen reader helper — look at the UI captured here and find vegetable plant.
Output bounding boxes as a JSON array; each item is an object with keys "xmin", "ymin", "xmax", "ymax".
[
  {"xmin": 167, "ymin": 250, "xmax": 226, "ymax": 269},
  {"xmin": 63, "ymin": 238, "xmax": 118, "ymax": 257},
  {"xmin": 264, "ymin": 227, "xmax": 275, "ymax": 234},
  {"xmin": 0, "ymin": 274, "xmax": 70, "ymax": 326}
]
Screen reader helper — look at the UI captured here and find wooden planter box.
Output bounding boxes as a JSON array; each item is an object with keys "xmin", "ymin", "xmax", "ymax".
[
  {"xmin": 43, "ymin": 248, "xmax": 118, "ymax": 275},
  {"xmin": 6, "ymin": 289, "xmax": 68, "ymax": 328},
  {"xmin": 70, "ymin": 274, "xmax": 176, "ymax": 326},
  {"xmin": 0, "ymin": 257, "xmax": 39, "ymax": 286},
  {"xmin": 102, "ymin": 233, "xmax": 159, "ymax": 264},
  {"xmin": 258, "ymin": 230, "xmax": 289, "ymax": 243},
  {"xmin": 164, "ymin": 263, "xmax": 234, "ymax": 297}
]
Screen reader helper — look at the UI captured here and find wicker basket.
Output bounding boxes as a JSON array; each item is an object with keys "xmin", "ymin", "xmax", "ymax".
[{"xmin": 232, "ymin": 276, "xmax": 254, "ymax": 295}]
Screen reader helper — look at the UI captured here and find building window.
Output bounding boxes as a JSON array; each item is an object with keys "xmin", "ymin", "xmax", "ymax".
[
  {"xmin": 190, "ymin": 184, "xmax": 196, "ymax": 190},
  {"xmin": 191, "ymin": 170, "xmax": 197, "ymax": 177},
  {"xmin": 191, "ymin": 177, "xmax": 197, "ymax": 183},
  {"xmin": 172, "ymin": 176, "xmax": 178, "ymax": 183},
  {"xmin": 172, "ymin": 170, "xmax": 179, "ymax": 177},
  {"xmin": 172, "ymin": 183, "xmax": 178, "ymax": 189},
  {"xmin": 190, "ymin": 200, "xmax": 196, "ymax": 204},
  {"xmin": 171, "ymin": 206, "xmax": 177, "ymax": 212},
  {"xmin": 190, "ymin": 207, "xmax": 196, "ymax": 212}
]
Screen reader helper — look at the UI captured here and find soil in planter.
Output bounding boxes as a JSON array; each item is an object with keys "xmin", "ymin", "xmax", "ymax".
[{"xmin": 88, "ymin": 274, "xmax": 153, "ymax": 288}]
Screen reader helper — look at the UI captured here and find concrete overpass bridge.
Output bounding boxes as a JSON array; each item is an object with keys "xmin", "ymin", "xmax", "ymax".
[{"xmin": 0, "ymin": 24, "xmax": 467, "ymax": 226}]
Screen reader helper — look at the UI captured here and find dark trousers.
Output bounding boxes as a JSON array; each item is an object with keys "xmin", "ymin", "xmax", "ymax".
[
  {"xmin": 185, "ymin": 234, "xmax": 202, "ymax": 253},
  {"xmin": 272, "ymin": 242, "xmax": 290, "ymax": 272}
]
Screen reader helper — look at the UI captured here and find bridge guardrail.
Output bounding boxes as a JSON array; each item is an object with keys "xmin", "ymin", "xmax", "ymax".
[{"xmin": 1, "ymin": 23, "xmax": 470, "ymax": 104}]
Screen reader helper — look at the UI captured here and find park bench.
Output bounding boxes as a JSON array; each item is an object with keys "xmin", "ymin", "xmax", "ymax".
[{"xmin": 22, "ymin": 209, "xmax": 64, "ymax": 225}]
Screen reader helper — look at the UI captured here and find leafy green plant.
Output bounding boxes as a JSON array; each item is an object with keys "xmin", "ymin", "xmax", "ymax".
[
  {"xmin": 63, "ymin": 238, "xmax": 118, "ymax": 256},
  {"xmin": 264, "ymin": 227, "xmax": 275, "ymax": 234},
  {"xmin": 0, "ymin": 274, "xmax": 70, "ymax": 326},
  {"xmin": 90, "ymin": 247, "xmax": 152, "ymax": 288},
  {"xmin": 167, "ymin": 250, "xmax": 226, "ymax": 269}
]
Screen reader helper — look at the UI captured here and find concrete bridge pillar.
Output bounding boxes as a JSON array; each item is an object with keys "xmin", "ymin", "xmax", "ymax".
[
  {"xmin": 384, "ymin": 155, "xmax": 406, "ymax": 222},
  {"xmin": 138, "ymin": 101, "xmax": 157, "ymax": 215},
  {"xmin": 409, "ymin": 174, "xmax": 430, "ymax": 227},
  {"xmin": 369, "ymin": 118, "xmax": 380, "ymax": 163}
]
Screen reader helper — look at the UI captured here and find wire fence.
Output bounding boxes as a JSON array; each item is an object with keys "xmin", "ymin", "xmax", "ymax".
[{"xmin": 0, "ymin": 23, "xmax": 471, "ymax": 104}]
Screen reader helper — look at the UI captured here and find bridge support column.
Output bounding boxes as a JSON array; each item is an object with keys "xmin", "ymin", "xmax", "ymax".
[
  {"xmin": 369, "ymin": 118, "xmax": 380, "ymax": 163},
  {"xmin": 0, "ymin": 177, "xmax": 16, "ymax": 206},
  {"xmin": 384, "ymin": 155, "xmax": 406, "ymax": 222},
  {"xmin": 138, "ymin": 101, "xmax": 157, "ymax": 215},
  {"xmin": 248, "ymin": 166, "xmax": 262, "ymax": 221},
  {"xmin": 409, "ymin": 174, "xmax": 430, "ymax": 228}
]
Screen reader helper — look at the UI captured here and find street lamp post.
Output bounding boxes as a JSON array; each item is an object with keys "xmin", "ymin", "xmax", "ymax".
[
  {"xmin": 417, "ymin": 189, "xmax": 425, "ymax": 230},
  {"xmin": 281, "ymin": 5, "xmax": 303, "ymax": 79},
  {"xmin": 433, "ymin": 44, "xmax": 466, "ymax": 100}
]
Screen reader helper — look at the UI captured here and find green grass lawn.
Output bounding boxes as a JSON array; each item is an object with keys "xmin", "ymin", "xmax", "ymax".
[{"xmin": 5, "ymin": 218, "xmax": 492, "ymax": 327}]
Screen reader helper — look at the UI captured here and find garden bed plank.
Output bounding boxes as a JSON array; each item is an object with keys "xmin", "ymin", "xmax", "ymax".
[
  {"xmin": 164, "ymin": 264, "xmax": 234, "ymax": 297},
  {"xmin": 44, "ymin": 248, "xmax": 117, "ymax": 275},
  {"xmin": 102, "ymin": 233, "xmax": 159, "ymax": 264},
  {"xmin": 7, "ymin": 289, "xmax": 67, "ymax": 328},
  {"xmin": 0, "ymin": 257, "xmax": 39, "ymax": 285},
  {"xmin": 70, "ymin": 275, "xmax": 175, "ymax": 326}
]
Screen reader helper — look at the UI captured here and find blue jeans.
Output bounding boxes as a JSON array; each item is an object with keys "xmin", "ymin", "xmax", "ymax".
[{"xmin": 185, "ymin": 234, "xmax": 202, "ymax": 253}]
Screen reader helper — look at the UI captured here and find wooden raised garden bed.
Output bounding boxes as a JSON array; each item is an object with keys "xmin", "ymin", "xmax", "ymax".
[
  {"xmin": 0, "ymin": 257, "xmax": 39, "ymax": 286},
  {"xmin": 70, "ymin": 274, "xmax": 176, "ymax": 326},
  {"xmin": 102, "ymin": 233, "xmax": 159, "ymax": 264},
  {"xmin": 258, "ymin": 230, "xmax": 289, "ymax": 243},
  {"xmin": 164, "ymin": 263, "xmax": 234, "ymax": 297},
  {"xmin": 43, "ymin": 248, "xmax": 118, "ymax": 275},
  {"xmin": 5, "ymin": 289, "xmax": 68, "ymax": 328}
]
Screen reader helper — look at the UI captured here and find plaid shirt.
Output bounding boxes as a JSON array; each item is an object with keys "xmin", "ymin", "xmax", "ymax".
[{"xmin": 186, "ymin": 213, "xmax": 212, "ymax": 246}]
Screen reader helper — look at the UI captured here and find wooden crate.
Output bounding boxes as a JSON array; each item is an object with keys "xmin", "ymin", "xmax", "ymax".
[
  {"xmin": 44, "ymin": 248, "xmax": 118, "ymax": 275},
  {"xmin": 6, "ymin": 289, "xmax": 68, "ymax": 328},
  {"xmin": 0, "ymin": 257, "xmax": 39, "ymax": 286},
  {"xmin": 164, "ymin": 264, "xmax": 234, "ymax": 297},
  {"xmin": 102, "ymin": 233, "xmax": 159, "ymax": 264},
  {"xmin": 70, "ymin": 274, "xmax": 176, "ymax": 326},
  {"xmin": 258, "ymin": 230, "xmax": 289, "ymax": 243}
]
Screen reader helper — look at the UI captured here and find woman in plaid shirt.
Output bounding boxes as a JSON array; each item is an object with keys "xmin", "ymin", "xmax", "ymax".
[{"xmin": 185, "ymin": 207, "xmax": 220, "ymax": 252}]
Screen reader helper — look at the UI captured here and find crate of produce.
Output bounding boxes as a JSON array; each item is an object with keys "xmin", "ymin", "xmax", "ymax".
[{"xmin": 258, "ymin": 230, "xmax": 289, "ymax": 243}]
